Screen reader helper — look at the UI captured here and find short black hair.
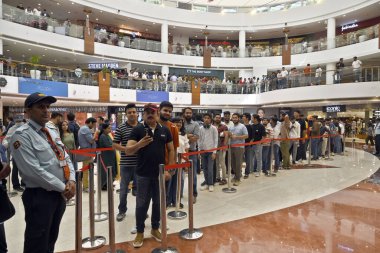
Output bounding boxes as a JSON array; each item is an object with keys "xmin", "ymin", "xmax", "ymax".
[
  {"xmin": 224, "ymin": 111, "xmax": 231, "ymax": 115},
  {"xmin": 214, "ymin": 113, "xmax": 221, "ymax": 117},
  {"xmin": 203, "ymin": 113, "xmax": 212, "ymax": 119},
  {"xmin": 7, "ymin": 116, "xmax": 13, "ymax": 121},
  {"xmin": 232, "ymin": 113, "xmax": 240, "ymax": 118},
  {"xmin": 98, "ymin": 116, "xmax": 104, "ymax": 121},
  {"xmin": 51, "ymin": 112, "xmax": 63, "ymax": 119},
  {"xmin": 85, "ymin": 117, "xmax": 97, "ymax": 124},
  {"xmin": 67, "ymin": 112, "xmax": 75, "ymax": 121},
  {"xmin": 243, "ymin": 113, "xmax": 251, "ymax": 121},
  {"xmin": 182, "ymin": 107, "xmax": 193, "ymax": 114},
  {"xmin": 125, "ymin": 103, "xmax": 136, "ymax": 112},
  {"xmin": 252, "ymin": 114, "xmax": 260, "ymax": 122},
  {"xmin": 294, "ymin": 110, "xmax": 301, "ymax": 114},
  {"xmin": 160, "ymin": 101, "xmax": 173, "ymax": 109}
]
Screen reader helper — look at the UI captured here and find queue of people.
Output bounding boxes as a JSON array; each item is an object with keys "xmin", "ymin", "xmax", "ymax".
[{"xmin": 1, "ymin": 92, "xmax": 375, "ymax": 252}]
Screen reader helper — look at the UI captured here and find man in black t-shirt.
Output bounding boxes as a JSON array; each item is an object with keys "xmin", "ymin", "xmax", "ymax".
[
  {"xmin": 126, "ymin": 103, "xmax": 175, "ymax": 248},
  {"xmin": 336, "ymin": 58, "xmax": 345, "ymax": 83},
  {"xmin": 294, "ymin": 110, "xmax": 307, "ymax": 161},
  {"xmin": 251, "ymin": 114, "xmax": 266, "ymax": 176}
]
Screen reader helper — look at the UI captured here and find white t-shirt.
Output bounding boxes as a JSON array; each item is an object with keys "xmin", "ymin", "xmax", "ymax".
[
  {"xmin": 352, "ymin": 60, "xmax": 362, "ymax": 69},
  {"xmin": 315, "ymin": 67, "xmax": 322, "ymax": 77},
  {"xmin": 281, "ymin": 70, "xmax": 288, "ymax": 78}
]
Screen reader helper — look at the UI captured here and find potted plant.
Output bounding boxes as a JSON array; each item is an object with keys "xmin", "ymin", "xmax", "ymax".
[
  {"xmin": 29, "ymin": 55, "xmax": 41, "ymax": 79},
  {"xmin": 101, "ymin": 66, "xmax": 110, "ymax": 81}
]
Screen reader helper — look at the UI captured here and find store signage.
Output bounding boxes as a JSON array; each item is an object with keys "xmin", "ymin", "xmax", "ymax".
[
  {"xmin": 373, "ymin": 109, "xmax": 380, "ymax": 118},
  {"xmin": 341, "ymin": 23, "xmax": 358, "ymax": 32},
  {"xmin": 170, "ymin": 67, "xmax": 224, "ymax": 80},
  {"xmin": 136, "ymin": 90, "xmax": 169, "ymax": 103},
  {"xmin": 88, "ymin": 63, "xmax": 119, "ymax": 69},
  {"xmin": 323, "ymin": 105, "xmax": 346, "ymax": 113}
]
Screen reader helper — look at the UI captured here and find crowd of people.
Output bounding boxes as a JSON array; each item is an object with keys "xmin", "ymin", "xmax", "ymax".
[{"xmin": 2, "ymin": 91, "xmax": 376, "ymax": 252}]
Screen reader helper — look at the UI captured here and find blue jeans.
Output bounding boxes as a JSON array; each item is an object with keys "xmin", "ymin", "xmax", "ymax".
[
  {"xmin": 244, "ymin": 146, "xmax": 253, "ymax": 175},
  {"xmin": 311, "ymin": 138, "xmax": 319, "ymax": 159},
  {"xmin": 189, "ymin": 154, "xmax": 198, "ymax": 197},
  {"xmin": 135, "ymin": 175, "xmax": 160, "ymax": 233},
  {"xmin": 118, "ymin": 166, "xmax": 136, "ymax": 214},
  {"xmin": 333, "ymin": 136, "xmax": 343, "ymax": 154},
  {"xmin": 252, "ymin": 144, "xmax": 263, "ymax": 173},
  {"xmin": 201, "ymin": 152, "xmax": 214, "ymax": 186},
  {"xmin": 262, "ymin": 146, "xmax": 271, "ymax": 172},
  {"xmin": 167, "ymin": 170, "xmax": 177, "ymax": 205}
]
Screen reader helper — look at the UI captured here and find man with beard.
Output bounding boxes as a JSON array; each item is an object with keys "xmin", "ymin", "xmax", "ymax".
[
  {"xmin": 294, "ymin": 110, "xmax": 307, "ymax": 162},
  {"xmin": 213, "ymin": 113, "xmax": 229, "ymax": 185},
  {"xmin": 182, "ymin": 107, "xmax": 200, "ymax": 203},
  {"xmin": 223, "ymin": 111, "xmax": 234, "ymax": 128},
  {"xmin": 126, "ymin": 103, "xmax": 175, "ymax": 248},
  {"xmin": 158, "ymin": 101, "xmax": 179, "ymax": 208},
  {"xmin": 229, "ymin": 113, "xmax": 248, "ymax": 186}
]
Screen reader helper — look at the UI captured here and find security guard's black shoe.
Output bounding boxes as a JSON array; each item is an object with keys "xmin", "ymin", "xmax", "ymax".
[{"xmin": 14, "ymin": 186, "xmax": 25, "ymax": 192}]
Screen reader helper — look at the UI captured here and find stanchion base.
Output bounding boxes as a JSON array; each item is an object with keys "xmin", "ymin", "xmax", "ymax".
[
  {"xmin": 94, "ymin": 212, "xmax": 108, "ymax": 222},
  {"xmin": 7, "ymin": 191, "xmax": 18, "ymax": 198},
  {"xmin": 66, "ymin": 199, "xmax": 75, "ymax": 206},
  {"xmin": 167, "ymin": 211, "xmax": 187, "ymax": 220},
  {"xmin": 81, "ymin": 236, "xmax": 106, "ymax": 249},
  {"xmin": 152, "ymin": 247, "xmax": 179, "ymax": 253},
  {"xmin": 105, "ymin": 249, "xmax": 126, "ymax": 253},
  {"xmin": 179, "ymin": 228, "xmax": 203, "ymax": 240},
  {"xmin": 222, "ymin": 187, "xmax": 237, "ymax": 193}
]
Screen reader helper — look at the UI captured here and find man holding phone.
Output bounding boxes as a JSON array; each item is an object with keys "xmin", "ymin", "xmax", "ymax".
[{"xmin": 126, "ymin": 103, "xmax": 175, "ymax": 248}]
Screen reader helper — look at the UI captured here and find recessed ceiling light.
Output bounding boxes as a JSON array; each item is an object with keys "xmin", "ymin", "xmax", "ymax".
[
  {"xmin": 57, "ymin": 2, "xmax": 60, "ymax": 5},
  {"xmin": 28, "ymin": 49, "xmax": 31, "ymax": 51},
  {"xmin": 50, "ymin": 12, "xmax": 53, "ymax": 14},
  {"xmin": 42, "ymin": 54, "xmax": 45, "ymax": 56},
  {"xmin": 195, "ymin": 35, "xmax": 198, "ymax": 38},
  {"xmin": 153, "ymin": 22, "xmax": 156, "ymax": 25},
  {"xmin": 6, "ymin": 49, "xmax": 10, "ymax": 52},
  {"xmin": 72, "ymin": 2, "xmax": 74, "ymax": 4},
  {"xmin": 96, "ymin": 18, "xmax": 99, "ymax": 21},
  {"xmin": 145, "ymin": 28, "xmax": 149, "ymax": 31},
  {"xmin": 44, "ymin": 48, "xmax": 47, "ymax": 50},
  {"xmin": 54, "ymin": 59, "xmax": 57, "ymax": 62},
  {"xmin": 343, "ymin": 14, "xmax": 346, "ymax": 17},
  {"xmin": 38, "ymin": 3, "xmax": 41, "ymax": 6},
  {"xmin": 168, "ymin": 33, "xmax": 171, "ymax": 35},
  {"xmin": 173, "ymin": 26, "xmax": 176, "ymax": 28},
  {"xmin": 68, "ymin": 11, "xmax": 71, "ymax": 14},
  {"xmin": 100, "ymin": 10, "xmax": 103, "ymax": 13}
]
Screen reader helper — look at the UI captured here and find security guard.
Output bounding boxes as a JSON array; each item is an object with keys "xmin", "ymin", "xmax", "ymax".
[{"xmin": 10, "ymin": 92, "xmax": 76, "ymax": 253}]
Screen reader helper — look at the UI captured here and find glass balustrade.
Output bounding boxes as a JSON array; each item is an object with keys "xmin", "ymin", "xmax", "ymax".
[{"xmin": 2, "ymin": 4, "xmax": 84, "ymax": 39}]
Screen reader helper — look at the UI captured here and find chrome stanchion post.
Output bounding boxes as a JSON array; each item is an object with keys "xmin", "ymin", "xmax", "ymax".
[
  {"xmin": 82, "ymin": 163, "xmax": 106, "ymax": 250},
  {"xmin": 75, "ymin": 171, "xmax": 83, "ymax": 253},
  {"xmin": 307, "ymin": 137, "xmax": 312, "ymax": 167},
  {"xmin": 7, "ymin": 152, "xmax": 17, "ymax": 198},
  {"xmin": 105, "ymin": 166, "xmax": 125, "ymax": 253},
  {"xmin": 167, "ymin": 166, "xmax": 187, "ymax": 220},
  {"xmin": 152, "ymin": 164, "xmax": 178, "ymax": 253},
  {"xmin": 222, "ymin": 139, "xmax": 237, "ymax": 193},
  {"xmin": 180, "ymin": 160, "xmax": 203, "ymax": 240},
  {"xmin": 95, "ymin": 152, "xmax": 108, "ymax": 222},
  {"xmin": 325, "ymin": 135, "xmax": 333, "ymax": 161},
  {"xmin": 268, "ymin": 140, "xmax": 276, "ymax": 176}
]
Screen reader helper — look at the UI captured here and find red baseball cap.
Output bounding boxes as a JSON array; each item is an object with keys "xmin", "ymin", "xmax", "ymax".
[{"xmin": 143, "ymin": 103, "xmax": 158, "ymax": 112}]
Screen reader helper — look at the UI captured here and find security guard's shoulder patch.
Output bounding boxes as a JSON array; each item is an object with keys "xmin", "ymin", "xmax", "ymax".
[{"xmin": 13, "ymin": 140, "xmax": 21, "ymax": 150}]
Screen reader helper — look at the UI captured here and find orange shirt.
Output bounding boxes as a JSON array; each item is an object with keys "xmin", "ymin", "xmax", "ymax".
[{"xmin": 161, "ymin": 121, "xmax": 179, "ymax": 165}]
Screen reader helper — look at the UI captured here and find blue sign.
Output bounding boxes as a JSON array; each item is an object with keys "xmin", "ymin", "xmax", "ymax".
[
  {"xmin": 18, "ymin": 78, "xmax": 68, "ymax": 97},
  {"xmin": 136, "ymin": 90, "xmax": 169, "ymax": 103}
]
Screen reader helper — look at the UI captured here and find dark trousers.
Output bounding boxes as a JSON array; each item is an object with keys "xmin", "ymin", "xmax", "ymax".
[
  {"xmin": 166, "ymin": 170, "xmax": 177, "ymax": 205},
  {"xmin": 262, "ymin": 146, "xmax": 271, "ymax": 173},
  {"xmin": 22, "ymin": 188, "xmax": 66, "ymax": 253},
  {"xmin": 375, "ymin": 135, "xmax": 380, "ymax": 154},
  {"xmin": 188, "ymin": 154, "xmax": 198, "ymax": 197},
  {"xmin": 366, "ymin": 136, "xmax": 374, "ymax": 146},
  {"xmin": 296, "ymin": 141, "xmax": 306, "ymax": 160},
  {"xmin": 118, "ymin": 166, "xmax": 135, "ymax": 214},
  {"xmin": 0, "ymin": 223, "xmax": 7, "ymax": 253},
  {"xmin": 135, "ymin": 175, "xmax": 160, "ymax": 233},
  {"xmin": 11, "ymin": 160, "xmax": 24, "ymax": 189}
]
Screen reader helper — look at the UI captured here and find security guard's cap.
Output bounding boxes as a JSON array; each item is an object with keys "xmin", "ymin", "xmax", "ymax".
[{"xmin": 24, "ymin": 92, "xmax": 57, "ymax": 108}]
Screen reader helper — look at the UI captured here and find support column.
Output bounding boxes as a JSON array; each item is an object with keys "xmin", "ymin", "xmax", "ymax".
[
  {"xmin": 239, "ymin": 30, "xmax": 246, "ymax": 58},
  {"xmin": 326, "ymin": 63, "xmax": 335, "ymax": 85},
  {"xmin": 161, "ymin": 65, "xmax": 169, "ymax": 77},
  {"xmin": 0, "ymin": 38, "xmax": 3, "ymax": 75},
  {"xmin": 327, "ymin": 17, "xmax": 336, "ymax": 50},
  {"xmin": 161, "ymin": 22, "xmax": 168, "ymax": 54}
]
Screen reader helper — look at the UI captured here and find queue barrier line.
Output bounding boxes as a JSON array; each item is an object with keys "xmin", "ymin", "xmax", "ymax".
[{"xmin": 164, "ymin": 162, "xmax": 191, "ymax": 170}]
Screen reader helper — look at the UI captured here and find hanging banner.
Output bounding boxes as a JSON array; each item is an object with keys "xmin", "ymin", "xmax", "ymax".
[{"xmin": 18, "ymin": 78, "xmax": 68, "ymax": 97}]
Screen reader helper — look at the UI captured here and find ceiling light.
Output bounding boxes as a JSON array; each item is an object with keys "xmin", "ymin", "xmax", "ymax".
[
  {"xmin": 68, "ymin": 11, "xmax": 71, "ymax": 14},
  {"xmin": 50, "ymin": 12, "xmax": 53, "ymax": 14},
  {"xmin": 42, "ymin": 54, "xmax": 45, "ymax": 56},
  {"xmin": 57, "ymin": 2, "xmax": 60, "ymax": 5},
  {"xmin": 195, "ymin": 35, "xmax": 198, "ymax": 38},
  {"xmin": 38, "ymin": 3, "xmax": 41, "ymax": 6},
  {"xmin": 6, "ymin": 49, "xmax": 10, "ymax": 52},
  {"xmin": 100, "ymin": 10, "xmax": 103, "ymax": 13},
  {"xmin": 250, "ymin": 9, "xmax": 256, "ymax": 15},
  {"xmin": 153, "ymin": 22, "xmax": 156, "ymax": 25},
  {"xmin": 44, "ymin": 48, "xmax": 47, "ymax": 50},
  {"xmin": 173, "ymin": 26, "xmax": 176, "ymax": 29},
  {"xmin": 145, "ymin": 28, "xmax": 149, "ymax": 31},
  {"xmin": 96, "ymin": 18, "xmax": 99, "ymax": 21},
  {"xmin": 72, "ymin": 2, "xmax": 74, "ymax": 4},
  {"xmin": 343, "ymin": 14, "xmax": 346, "ymax": 17},
  {"xmin": 54, "ymin": 59, "xmax": 57, "ymax": 62},
  {"xmin": 28, "ymin": 49, "xmax": 31, "ymax": 51}
]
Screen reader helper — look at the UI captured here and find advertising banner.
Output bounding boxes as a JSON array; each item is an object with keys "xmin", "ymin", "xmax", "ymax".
[
  {"xmin": 18, "ymin": 78, "xmax": 68, "ymax": 97},
  {"xmin": 136, "ymin": 90, "xmax": 169, "ymax": 103}
]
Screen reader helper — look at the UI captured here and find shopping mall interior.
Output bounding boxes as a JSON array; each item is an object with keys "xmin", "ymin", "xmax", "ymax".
[{"xmin": 1, "ymin": 0, "xmax": 380, "ymax": 252}]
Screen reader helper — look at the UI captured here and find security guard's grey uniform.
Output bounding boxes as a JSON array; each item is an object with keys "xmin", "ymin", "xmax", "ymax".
[{"xmin": 10, "ymin": 118, "xmax": 75, "ymax": 253}]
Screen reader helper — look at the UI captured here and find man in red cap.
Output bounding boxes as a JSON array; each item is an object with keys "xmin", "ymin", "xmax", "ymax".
[{"xmin": 126, "ymin": 103, "xmax": 175, "ymax": 248}]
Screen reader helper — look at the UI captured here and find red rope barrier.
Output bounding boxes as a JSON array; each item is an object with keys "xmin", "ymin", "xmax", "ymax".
[{"xmin": 164, "ymin": 162, "xmax": 191, "ymax": 170}]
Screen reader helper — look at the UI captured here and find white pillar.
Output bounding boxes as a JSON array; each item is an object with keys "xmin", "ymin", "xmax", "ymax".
[
  {"xmin": 0, "ymin": 0, "xmax": 2, "ymax": 19},
  {"xmin": 161, "ymin": 22, "xmax": 168, "ymax": 54},
  {"xmin": 126, "ymin": 62, "xmax": 131, "ymax": 74},
  {"xmin": 239, "ymin": 30, "xmax": 246, "ymax": 58},
  {"xmin": 326, "ymin": 63, "xmax": 335, "ymax": 85},
  {"xmin": 327, "ymin": 18, "xmax": 336, "ymax": 50},
  {"xmin": 161, "ymin": 65, "xmax": 169, "ymax": 76},
  {"xmin": 0, "ymin": 39, "xmax": 3, "ymax": 75}
]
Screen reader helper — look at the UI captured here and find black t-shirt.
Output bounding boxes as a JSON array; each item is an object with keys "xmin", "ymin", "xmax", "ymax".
[
  {"xmin": 297, "ymin": 119, "xmax": 306, "ymax": 138},
  {"xmin": 251, "ymin": 123, "xmax": 266, "ymax": 141},
  {"xmin": 244, "ymin": 124, "xmax": 253, "ymax": 143},
  {"xmin": 129, "ymin": 123, "xmax": 172, "ymax": 178}
]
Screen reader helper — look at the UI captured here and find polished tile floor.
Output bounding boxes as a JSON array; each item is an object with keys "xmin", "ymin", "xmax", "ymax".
[{"xmin": 4, "ymin": 146, "xmax": 380, "ymax": 253}]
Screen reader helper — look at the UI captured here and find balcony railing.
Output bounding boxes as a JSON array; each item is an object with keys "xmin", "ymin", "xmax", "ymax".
[
  {"xmin": 0, "ymin": 58, "xmax": 98, "ymax": 86},
  {"xmin": 2, "ymin": 4, "xmax": 84, "ymax": 39},
  {"xmin": 2, "ymin": 3, "xmax": 378, "ymax": 58}
]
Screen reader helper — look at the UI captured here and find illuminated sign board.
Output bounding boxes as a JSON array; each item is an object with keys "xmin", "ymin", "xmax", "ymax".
[
  {"xmin": 341, "ymin": 23, "xmax": 358, "ymax": 32},
  {"xmin": 323, "ymin": 105, "xmax": 346, "ymax": 113},
  {"xmin": 88, "ymin": 63, "xmax": 119, "ymax": 69}
]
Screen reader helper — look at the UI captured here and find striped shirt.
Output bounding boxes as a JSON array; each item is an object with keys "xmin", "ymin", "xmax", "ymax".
[{"xmin": 113, "ymin": 122, "xmax": 139, "ymax": 166}]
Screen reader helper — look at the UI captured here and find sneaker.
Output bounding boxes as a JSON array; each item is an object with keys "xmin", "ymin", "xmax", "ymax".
[
  {"xmin": 208, "ymin": 185, "xmax": 214, "ymax": 192},
  {"xmin": 200, "ymin": 185, "xmax": 208, "ymax": 191},
  {"xmin": 254, "ymin": 172, "xmax": 260, "ymax": 177},
  {"xmin": 219, "ymin": 179, "xmax": 227, "ymax": 185},
  {"xmin": 116, "ymin": 213, "xmax": 126, "ymax": 222},
  {"xmin": 243, "ymin": 175, "xmax": 249, "ymax": 179},
  {"xmin": 133, "ymin": 233, "xmax": 144, "ymax": 248},
  {"xmin": 130, "ymin": 226, "xmax": 137, "ymax": 234},
  {"xmin": 179, "ymin": 203, "xmax": 184, "ymax": 209},
  {"xmin": 233, "ymin": 180, "xmax": 241, "ymax": 186},
  {"xmin": 200, "ymin": 181, "xmax": 207, "ymax": 187},
  {"xmin": 151, "ymin": 229, "xmax": 162, "ymax": 242}
]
